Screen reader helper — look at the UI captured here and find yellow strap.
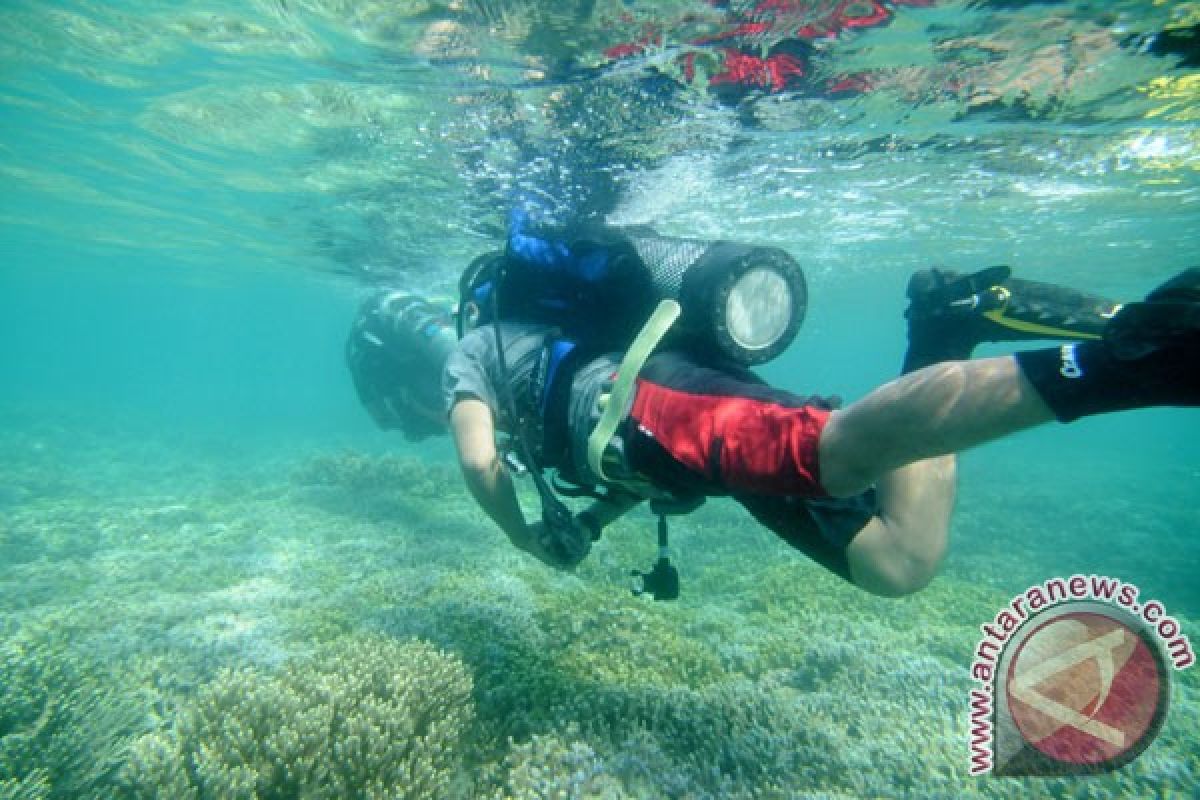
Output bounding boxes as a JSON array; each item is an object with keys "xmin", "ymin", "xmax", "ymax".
[
  {"xmin": 981, "ymin": 310, "xmax": 1103, "ymax": 341},
  {"xmin": 978, "ymin": 285, "xmax": 1103, "ymax": 341},
  {"xmin": 587, "ymin": 299, "xmax": 681, "ymax": 482}
]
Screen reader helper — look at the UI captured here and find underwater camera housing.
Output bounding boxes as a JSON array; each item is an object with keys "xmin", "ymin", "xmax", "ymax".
[
  {"xmin": 646, "ymin": 235, "xmax": 808, "ymax": 366},
  {"xmin": 460, "ymin": 226, "xmax": 807, "ymax": 366}
]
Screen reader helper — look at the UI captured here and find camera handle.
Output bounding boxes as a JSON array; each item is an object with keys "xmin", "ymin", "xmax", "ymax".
[{"xmin": 631, "ymin": 496, "xmax": 701, "ymax": 601}]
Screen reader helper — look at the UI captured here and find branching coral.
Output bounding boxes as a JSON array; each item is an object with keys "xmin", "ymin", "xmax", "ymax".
[
  {"xmin": 7, "ymin": 439, "xmax": 1197, "ymax": 799},
  {"xmin": 0, "ymin": 772, "xmax": 49, "ymax": 800},
  {"xmin": 486, "ymin": 727, "xmax": 627, "ymax": 800},
  {"xmin": 122, "ymin": 636, "xmax": 474, "ymax": 800},
  {"xmin": 0, "ymin": 632, "xmax": 142, "ymax": 800}
]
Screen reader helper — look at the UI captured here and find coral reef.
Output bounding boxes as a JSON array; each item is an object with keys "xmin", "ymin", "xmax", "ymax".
[
  {"xmin": 0, "ymin": 773, "xmax": 49, "ymax": 800},
  {"xmin": 292, "ymin": 451, "xmax": 457, "ymax": 499},
  {"xmin": 485, "ymin": 727, "xmax": 626, "ymax": 800},
  {"xmin": 122, "ymin": 636, "xmax": 474, "ymax": 799},
  {"xmin": 291, "ymin": 451, "xmax": 469, "ymax": 524},
  {"xmin": 3, "ymin": 443, "xmax": 1197, "ymax": 799},
  {"xmin": 0, "ymin": 630, "xmax": 143, "ymax": 800}
]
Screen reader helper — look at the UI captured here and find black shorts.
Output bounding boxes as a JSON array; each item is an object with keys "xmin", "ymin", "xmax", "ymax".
[{"xmin": 735, "ymin": 491, "xmax": 877, "ymax": 582}]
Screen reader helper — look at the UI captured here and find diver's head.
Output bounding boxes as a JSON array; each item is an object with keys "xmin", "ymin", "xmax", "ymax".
[{"xmin": 345, "ymin": 289, "xmax": 456, "ymax": 441}]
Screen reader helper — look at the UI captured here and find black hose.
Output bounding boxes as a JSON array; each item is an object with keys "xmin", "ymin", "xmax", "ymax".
[{"xmin": 489, "ymin": 265, "xmax": 578, "ymax": 544}]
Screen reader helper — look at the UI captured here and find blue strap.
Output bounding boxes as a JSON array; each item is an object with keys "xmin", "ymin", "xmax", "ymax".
[
  {"xmin": 540, "ymin": 339, "xmax": 577, "ymax": 415},
  {"xmin": 508, "ymin": 208, "xmax": 571, "ymax": 269}
]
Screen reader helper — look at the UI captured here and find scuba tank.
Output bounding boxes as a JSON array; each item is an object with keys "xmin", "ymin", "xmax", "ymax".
[
  {"xmin": 459, "ymin": 224, "xmax": 807, "ymax": 366},
  {"xmin": 359, "ymin": 290, "xmax": 458, "ymax": 370},
  {"xmin": 345, "ymin": 290, "xmax": 457, "ymax": 438}
]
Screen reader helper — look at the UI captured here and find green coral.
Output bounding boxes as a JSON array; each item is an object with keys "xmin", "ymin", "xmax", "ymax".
[
  {"xmin": 1163, "ymin": 1, "xmax": 1200, "ymax": 32},
  {"xmin": 486, "ymin": 727, "xmax": 627, "ymax": 800},
  {"xmin": 0, "ymin": 773, "xmax": 49, "ymax": 800},
  {"xmin": 0, "ymin": 631, "xmax": 142, "ymax": 800},
  {"xmin": 541, "ymin": 592, "xmax": 726, "ymax": 689},
  {"xmin": 291, "ymin": 452, "xmax": 468, "ymax": 524},
  {"xmin": 292, "ymin": 452, "xmax": 456, "ymax": 498},
  {"xmin": 122, "ymin": 635, "xmax": 474, "ymax": 800}
]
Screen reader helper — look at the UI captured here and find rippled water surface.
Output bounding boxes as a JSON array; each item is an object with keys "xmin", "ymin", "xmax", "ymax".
[{"xmin": 4, "ymin": 1, "xmax": 1199, "ymax": 291}]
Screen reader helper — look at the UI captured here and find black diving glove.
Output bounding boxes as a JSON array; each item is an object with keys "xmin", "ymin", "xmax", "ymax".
[{"xmin": 531, "ymin": 499, "xmax": 592, "ymax": 569}]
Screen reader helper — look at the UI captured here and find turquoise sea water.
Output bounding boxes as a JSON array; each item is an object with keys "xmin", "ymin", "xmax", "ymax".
[{"xmin": 2, "ymin": 2, "xmax": 1199, "ymax": 797}]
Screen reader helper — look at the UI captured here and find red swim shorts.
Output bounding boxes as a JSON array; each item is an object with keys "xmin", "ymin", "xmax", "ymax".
[{"xmin": 626, "ymin": 353, "xmax": 831, "ymax": 497}]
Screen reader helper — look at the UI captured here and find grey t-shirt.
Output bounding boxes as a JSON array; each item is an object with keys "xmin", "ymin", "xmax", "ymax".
[
  {"xmin": 442, "ymin": 322, "xmax": 557, "ymax": 427},
  {"xmin": 444, "ymin": 322, "xmax": 620, "ymax": 483}
]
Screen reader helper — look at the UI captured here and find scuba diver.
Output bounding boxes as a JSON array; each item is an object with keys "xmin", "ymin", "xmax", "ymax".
[{"xmin": 345, "ymin": 222, "xmax": 1199, "ymax": 598}]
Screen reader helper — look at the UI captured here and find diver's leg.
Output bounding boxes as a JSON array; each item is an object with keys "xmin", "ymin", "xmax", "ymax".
[
  {"xmin": 824, "ymin": 267, "xmax": 1200, "ymax": 497},
  {"xmin": 839, "ymin": 267, "xmax": 1132, "ymax": 595},
  {"xmin": 823, "ymin": 333, "xmax": 1198, "ymax": 502},
  {"xmin": 821, "ymin": 355, "xmax": 1060, "ymax": 497},
  {"xmin": 843, "ymin": 456, "xmax": 957, "ymax": 596}
]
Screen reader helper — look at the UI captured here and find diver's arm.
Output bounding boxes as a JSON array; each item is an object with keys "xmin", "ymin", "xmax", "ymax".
[
  {"xmin": 449, "ymin": 397, "xmax": 543, "ymax": 555},
  {"xmin": 450, "ymin": 395, "xmax": 598, "ymax": 569}
]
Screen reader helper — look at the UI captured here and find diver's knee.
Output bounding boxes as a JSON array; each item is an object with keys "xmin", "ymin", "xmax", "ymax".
[
  {"xmin": 853, "ymin": 567, "xmax": 934, "ymax": 598},
  {"xmin": 864, "ymin": 566, "xmax": 936, "ymax": 597},
  {"xmin": 847, "ymin": 550, "xmax": 938, "ymax": 597}
]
